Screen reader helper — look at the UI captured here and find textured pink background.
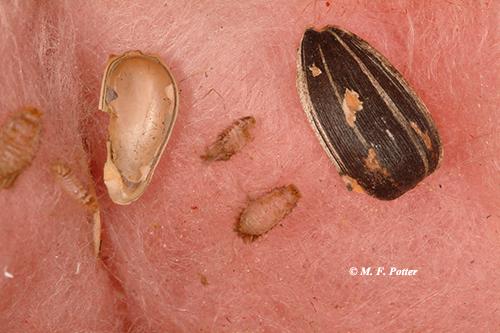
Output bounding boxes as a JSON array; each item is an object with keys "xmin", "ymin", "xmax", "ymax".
[{"xmin": 0, "ymin": 1, "xmax": 498, "ymax": 332}]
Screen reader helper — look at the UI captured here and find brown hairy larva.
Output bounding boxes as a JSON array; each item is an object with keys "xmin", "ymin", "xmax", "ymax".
[
  {"xmin": 237, "ymin": 184, "xmax": 301, "ymax": 240},
  {"xmin": 0, "ymin": 107, "xmax": 42, "ymax": 188},
  {"xmin": 99, "ymin": 50, "xmax": 179, "ymax": 205},
  {"xmin": 201, "ymin": 116, "xmax": 256, "ymax": 161},
  {"xmin": 52, "ymin": 162, "xmax": 101, "ymax": 256}
]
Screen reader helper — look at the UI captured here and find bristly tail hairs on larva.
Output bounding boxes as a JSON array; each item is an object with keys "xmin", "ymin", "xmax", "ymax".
[{"xmin": 51, "ymin": 161, "xmax": 102, "ymax": 257}]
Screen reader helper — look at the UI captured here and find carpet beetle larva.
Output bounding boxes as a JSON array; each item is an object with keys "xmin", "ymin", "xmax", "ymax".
[
  {"xmin": 237, "ymin": 184, "xmax": 301, "ymax": 240},
  {"xmin": 52, "ymin": 162, "xmax": 101, "ymax": 256},
  {"xmin": 201, "ymin": 116, "xmax": 256, "ymax": 161},
  {"xmin": 0, "ymin": 107, "xmax": 42, "ymax": 189},
  {"xmin": 99, "ymin": 50, "xmax": 179, "ymax": 205},
  {"xmin": 297, "ymin": 26, "xmax": 442, "ymax": 200},
  {"xmin": 52, "ymin": 162, "xmax": 98, "ymax": 211}
]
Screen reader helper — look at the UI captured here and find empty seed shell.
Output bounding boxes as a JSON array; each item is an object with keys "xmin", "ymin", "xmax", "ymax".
[
  {"xmin": 237, "ymin": 184, "xmax": 301, "ymax": 240},
  {"xmin": 52, "ymin": 161, "xmax": 101, "ymax": 256},
  {"xmin": 201, "ymin": 116, "xmax": 256, "ymax": 161},
  {"xmin": 297, "ymin": 26, "xmax": 443, "ymax": 200},
  {"xmin": 99, "ymin": 50, "xmax": 179, "ymax": 204},
  {"xmin": 0, "ymin": 107, "xmax": 42, "ymax": 189}
]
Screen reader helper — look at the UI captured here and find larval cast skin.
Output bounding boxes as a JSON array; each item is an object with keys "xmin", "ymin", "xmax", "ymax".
[{"xmin": 99, "ymin": 50, "xmax": 179, "ymax": 205}]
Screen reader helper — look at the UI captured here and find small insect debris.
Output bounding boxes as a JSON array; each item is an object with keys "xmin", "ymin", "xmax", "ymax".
[
  {"xmin": 236, "ymin": 184, "xmax": 301, "ymax": 240},
  {"xmin": 0, "ymin": 107, "xmax": 43, "ymax": 189},
  {"xmin": 201, "ymin": 116, "xmax": 256, "ymax": 161},
  {"xmin": 199, "ymin": 273, "xmax": 209, "ymax": 286},
  {"xmin": 3, "ymin": 267, "xmax": 14, "ymax": 279},
  {"xmin": 75, "ymin": 262, "xmax": 81, "ymax": 275},
  {"xmin": 296, "ymin": 26, "xmax": 442, "ymax": 200},
  {"xmin": 99, "ymin": 50, "xmax": 179, "ymax": 205},
  {"xmin": 52, "ymin": 161, "xmax": 101, "ymax": 256}
]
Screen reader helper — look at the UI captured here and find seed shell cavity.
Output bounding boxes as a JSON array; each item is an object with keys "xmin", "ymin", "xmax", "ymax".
[
  {"xmin": 52, "ymin": 161, "xmax": 101, "ymax": 256},
  {"xmin": 236, "ymin": 184, "xmax": 301, "ymax": 241},
  {"xmin": 342, "ymin": 88, "xmax": 363, "ymax": 128},
  {"xmin": 364, "ymin": 148, "xmax": 390, "ymax": 177},
  {"xmin": 410, "ymin": 121, "xmax": 433, "ymax": 151},
  {"xmin": 308, "ymin": 64, "xmax": 322, "ymax": 77},
  {"xmin": 99, "ymin": 50, "xmax": 179, "ymax": 205},
  {"xmin": 0, "ymin": 107, "xmax": 43, "ymax": 189},
  {"xmin": 296, "ymin": 26, "xmax": 443, "ymax": 200},
  {"xmin": 201, "ymin": 116, "xmax": 256, "ymax": 161}
]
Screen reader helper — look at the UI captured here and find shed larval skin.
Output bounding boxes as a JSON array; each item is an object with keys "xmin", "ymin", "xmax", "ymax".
[{"xmin": 0, "ymin": 1, "xmax": 498, "ymax": 332}]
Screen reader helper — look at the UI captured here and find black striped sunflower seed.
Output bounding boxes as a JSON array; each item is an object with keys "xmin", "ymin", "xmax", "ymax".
[{"xmin": 296, "ymin": 26, "xmax": 443, "ymax": 200}]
